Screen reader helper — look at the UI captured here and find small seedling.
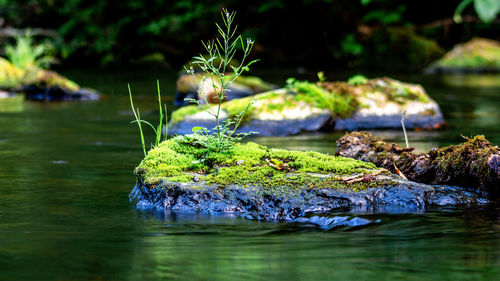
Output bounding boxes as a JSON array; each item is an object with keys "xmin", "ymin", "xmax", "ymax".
[{"xmin": 185, "ymin": 9, "xmax": 258, "ymax": 152}]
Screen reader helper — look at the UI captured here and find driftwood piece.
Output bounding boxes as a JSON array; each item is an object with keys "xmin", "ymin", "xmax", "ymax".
[{"xmin": 336, "ymin": 132, "xmax": 500, "ymax": 195}]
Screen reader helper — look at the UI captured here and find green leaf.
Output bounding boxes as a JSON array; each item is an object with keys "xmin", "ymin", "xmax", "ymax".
[
  {"xmin": 474, "ymin": 0, "xmax": 500, "ymax": 23},
  {"xmin": 192, "ymin": 126, "xmax": 207, "ymax": 134},
  {"xmin": 454, "ymin": 0, "xmax": 473, "ymax": 23}
]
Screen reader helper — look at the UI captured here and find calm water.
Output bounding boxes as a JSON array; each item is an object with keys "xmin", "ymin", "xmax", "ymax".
[{"xmin": 1, "ymin": 68, "xmax": 500, "ymax": 280}]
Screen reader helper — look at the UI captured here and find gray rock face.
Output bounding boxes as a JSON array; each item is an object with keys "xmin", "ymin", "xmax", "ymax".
[
  {"xmin": 168, "ymin": 112, "xmax": 334, "ymax": 136},
  {"xmin": 23, "ymin": 86, "xmax": 100, "ymax": 101},
  {"xmin": 130, "ymin": 177, "xmax": 486, "ymax": 222}
]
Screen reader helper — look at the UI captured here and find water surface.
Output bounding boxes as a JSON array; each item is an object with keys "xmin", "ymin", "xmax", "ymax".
[{"xmin": 1, "ymin": 68, "xmax": 499, "ymax": 280}]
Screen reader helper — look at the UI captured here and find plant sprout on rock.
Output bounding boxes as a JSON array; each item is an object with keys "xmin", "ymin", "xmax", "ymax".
[{"xmin": 185, "ymin": 9, "xmax": 258, "ymax": 153}]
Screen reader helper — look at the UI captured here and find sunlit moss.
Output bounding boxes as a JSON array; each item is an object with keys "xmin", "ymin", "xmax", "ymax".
[
  {"xmin": 234, "ymin": 76, "xmax": 276, "ymax": 92},
  {"xmin": 135, "ymin": 134, "xmax": 380, "ymax": 191},
  {"xmin": 0, "ymin": 57, "xmax": 80, "ymax": 91},
  {"xmin": 0, "ymin": 57, "xmax": 26, "ymax": 88},
  {"xmin": 437, "ymin": 38, "xmax": 500, "ymax": 69},
  {"xmin": 170, "ymin": 105, "xmax": 201, "ymax": 124},
  {"xmin": 321, "ymin": 77, "xmax": 431, "ymax": 106},
  {"xmin": 289, "ymin": 80, "xmax": 355, "ymax": 118},
  {"xmin": 169, "ymin": 76, "xmax": 435, "ymax": 127},
  {"xmin": 347, "ymin": 74, "xmax": 369, "ymax": 86}
]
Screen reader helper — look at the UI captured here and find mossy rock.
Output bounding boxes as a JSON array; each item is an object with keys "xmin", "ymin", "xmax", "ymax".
[
  {"xmin": 130, "ymin": 135, "xmax": 485, "ymax": 221},
  {"xmin": 0, "ymin": 57, "xmax": 25, "ymax": 89},
  {"xmin": 174, "ymin": 73, "xmax": 277, "ymax": 106},
  {"xmin": 169, "ymin": 77, "xmax": 444, "ymax": 136},
  {"xmin": 332, "ymin": 77, "xmax": 444, "ymax": 130},
  {"xmin": 425, "ymin": 38, "xmax": 500, "ymax": 74},
  {"xmin": 0, "ymin": 57, "xmax": 99, "ymax": 101},
  {"xmin": 337, "ymin": 132, "xmax": 500, "ymax": 195}
]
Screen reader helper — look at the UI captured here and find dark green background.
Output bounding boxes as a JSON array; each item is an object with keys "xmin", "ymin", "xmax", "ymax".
[{"xmin": 0, "ymin": 0, "xmax": 498, "ymax": 69}]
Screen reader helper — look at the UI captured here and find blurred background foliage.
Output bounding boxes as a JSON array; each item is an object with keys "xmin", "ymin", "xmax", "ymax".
[{"xmin": 0, "ymin": 0, "xmax": 498, "ymax": 70}]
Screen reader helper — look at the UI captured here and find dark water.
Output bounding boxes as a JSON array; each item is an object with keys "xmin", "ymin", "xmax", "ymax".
[{"xmin": 1, "ymin": 68, "xmax": 500, "ymax": 280}]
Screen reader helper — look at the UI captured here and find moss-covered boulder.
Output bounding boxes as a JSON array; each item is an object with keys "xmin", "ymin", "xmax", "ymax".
[
  {"xmin": 425, "ymin": 38, "xmax": 500, "ymax": 74},
  {"xmin": 168, "ymin": 77, "xmax": 444, "ymax": 136},
  {"xmin": 129, "ymin": 135, "xmax": 484, "ymax": 221},
  {"xmin": 0, "ymin": 91, "xmax": 23, "ymax": 112},
  {"xmin": 174, "ymin": 73, "xmax": 277, "ymax": 106},
  {"xmin": 332, "ymin": 77, "xmax": 443, "ymax": 130},
  {"xmin": 337, "ymin": 132, "xmax": 500, "ymax": 196},
  {"xmin": 0, "ymin": 57, "xmax": 99, "ymax": 101}
]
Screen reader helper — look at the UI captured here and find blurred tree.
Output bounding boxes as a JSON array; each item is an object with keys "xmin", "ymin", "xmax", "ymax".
[{"xmin": 0, "ymin": 0, "xmax": 497, "ymax": 69}]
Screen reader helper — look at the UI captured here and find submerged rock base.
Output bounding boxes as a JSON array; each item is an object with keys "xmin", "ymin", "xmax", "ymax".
[{"xmin": 130, "ymin": 178, "xmax": 485, "ymax": 221}]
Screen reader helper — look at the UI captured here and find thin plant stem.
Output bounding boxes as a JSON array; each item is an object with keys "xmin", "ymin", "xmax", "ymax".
[
  {"xmin": 156, "ymin": 80, "xmax": 163, "ymax": 147},
  {"xmin": 128, "ymin": 84, "xmax": 146, "ymax": 156},
  {"xmin": 186, "ymin": 8, "xmax": 258, "ymax": 152},
  {"xmin": 401, "ymin": 110, "xmax": 409, "ymax": 148},
  {"xmin": 163, "ymin": 104, "xmax": 168, "ymax": 141}
]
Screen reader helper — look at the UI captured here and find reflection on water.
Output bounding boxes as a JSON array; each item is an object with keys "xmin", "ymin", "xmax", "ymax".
[
  {"xmin": 441, "ymin": 74, "xmax": 500, "ymax": 88},
  {"xmin": 1, "ymin": 68, "xmax": 500, "ymax": 280},
  {"xmin": 0, "ymin": 94, "xmax": 24, "ymax": 113},
  {"xmin": 126, "ymin": 208, "xmax": 500, "ymax": 281}
]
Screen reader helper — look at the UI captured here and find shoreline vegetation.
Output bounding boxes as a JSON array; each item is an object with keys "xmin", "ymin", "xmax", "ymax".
[{"xmin": 0, "ymin": 1, "xmax": 498, "ymax": 69}]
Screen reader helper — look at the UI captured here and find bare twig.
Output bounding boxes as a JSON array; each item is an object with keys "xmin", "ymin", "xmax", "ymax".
[{"xmin": 401, "ymin": 110, "xmax": 409, "ymax": 148}]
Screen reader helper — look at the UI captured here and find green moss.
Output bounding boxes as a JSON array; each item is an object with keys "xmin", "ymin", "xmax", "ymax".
[
  {"xmin": 221, "ymin": 80, "xmax": 357, "ymax": 121},
  {"xmin": 234, "ymin": 76, "xmax": 276, "ymax": 92},
  {"xmin": 347, "ymin": 75, "xmax": 369, "ymax": 86},
  {"xmin": 221, "ymin": 90, "xmax": 281, "ymax": 119},
  {"xmin": 321, "ymin": 77, "xmax": 433, "ymax": 108},
  {"xmin": 0, "ymin": 57, "xmax": 25, "ymax": 88},
  {"xmin": 171, "ymin": 77, "xmax": 434, "ymax": 127},
  {"xmin": 0, "ymin": 57, "xmax": 80, "ymax": 91},
  {"xmin": 268, "ymin": 149, "xmax": 376, "ymax": 174},
  {"xmin": 437, "ymin": 38, "xmax": 500, "ymax": 68},
  {"xmin": 290, "ymin": 80, "xmax": 356, "ymax": 118},
  {"xmin": 27, "ymin": 69, "xmax": 80, "ymax": 91},
  {"xmin": 435, "ymin": 135, "xmax": 497, "ymax": 180},
  {"xmin": 170, "ymin": 105, "xmax": 201, "ymax": 124},
  {"xmin": 135, "ymin": 134, "xmax": 382, "ymax": 191}
]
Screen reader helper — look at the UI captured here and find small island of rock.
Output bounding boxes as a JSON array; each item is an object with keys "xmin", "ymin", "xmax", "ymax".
[{"xmin": 168, "ymin": 77, "xmax": 444, "ymax": 136}]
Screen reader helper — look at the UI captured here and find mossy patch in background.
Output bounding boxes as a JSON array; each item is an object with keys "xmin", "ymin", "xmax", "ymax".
[{"xmin": 436, "ymin": 38, "xmax": 500, "ymax": 69}]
